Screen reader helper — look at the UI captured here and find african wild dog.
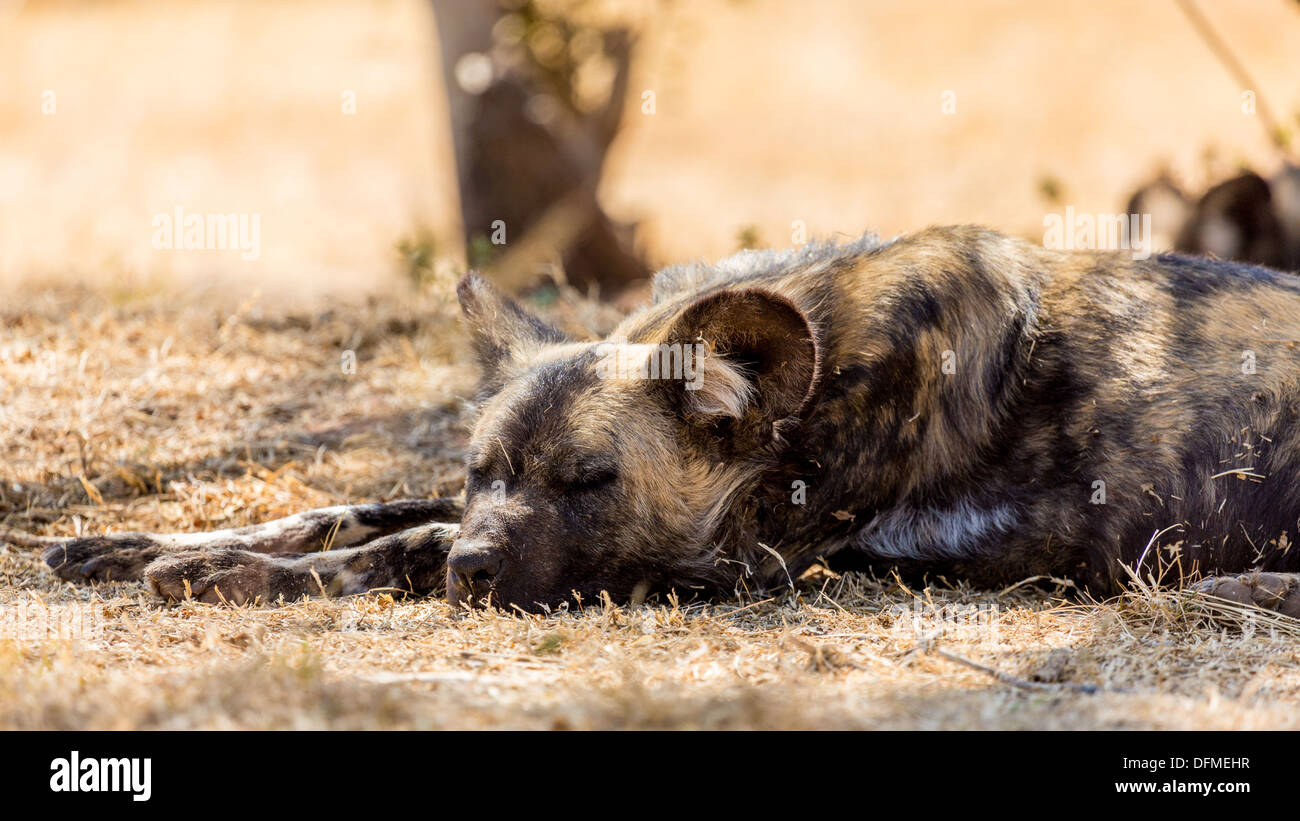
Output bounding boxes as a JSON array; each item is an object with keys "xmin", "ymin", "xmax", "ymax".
[{"xmin": 37, "ymin": 225, "xmax": 1300, "ymax": 615}]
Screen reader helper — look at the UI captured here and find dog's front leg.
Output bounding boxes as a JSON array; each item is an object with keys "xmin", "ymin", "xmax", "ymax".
[
  {"xmin": 37, "ymin": 499, "xmax": 462, "ymax": 583},
  {"xmin": 143, "ymin": 522, "xmax": 460, "ymax": 606}
]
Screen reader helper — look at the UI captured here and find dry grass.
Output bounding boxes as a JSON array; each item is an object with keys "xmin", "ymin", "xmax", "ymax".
[{"xmin": 4, "ymin": 284, "xmax": 1300, "ymax": 731}]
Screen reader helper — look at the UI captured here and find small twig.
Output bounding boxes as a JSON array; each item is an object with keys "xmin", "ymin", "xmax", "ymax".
[
  {"xmin": 922, "ymin": 641, "xmax": 1112, "ymax": 695},
  {"xmin": 496, "ymin": 436, "xmax": 515, "ymax": 476},
  {"xmin": 1134, "ymin": 523, "xmax": 1185, "ymax": 575},
  {"xmin": 1209, "ymin": 467, "xmax": 1265, "ymax": 480},
  {"xmin": 321, "ymin": 511, "xmax": 346, "ymax": 552},
  {"xmin": 997, "ymin": 574, "xmax": 1078, "ymax": 597},
  {"xmin": 711, "ymin": 596, "xmax": 776, "ymax": 621},
  {"xmin": 757, "ymin": 542, "xmax": 794, "ymax": 590},
  {"xmin": 1174, "ymin": 0, "xmax": 1293, "ymax": 159},
  {"xmin": 309, "ymin": 567, "xmax": 329, "ymax": 598},
  {"xmin": 364, "ymin": 586, "xmax": 411, "ymax": 596}
]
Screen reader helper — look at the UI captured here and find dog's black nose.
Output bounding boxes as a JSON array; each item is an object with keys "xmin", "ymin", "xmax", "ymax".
[{"xmin": 448, "ymin": 539, "xmax": 504, "ymax": 596}]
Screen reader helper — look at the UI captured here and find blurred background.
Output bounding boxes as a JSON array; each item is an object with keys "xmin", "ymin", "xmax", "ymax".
[{"xmin": 1, "ymin": 0, "xmax": 1299, "ymax": 307}]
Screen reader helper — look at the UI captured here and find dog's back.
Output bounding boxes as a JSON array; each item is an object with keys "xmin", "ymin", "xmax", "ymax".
[{"xmin": 623, "ymin": 226, "xmax": 1300, "ymax": 590}]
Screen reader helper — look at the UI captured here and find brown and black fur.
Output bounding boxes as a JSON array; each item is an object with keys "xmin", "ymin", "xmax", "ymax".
[{"xmin": 35, "ymin": 226, "xmax": 1300, "ymax": 614}]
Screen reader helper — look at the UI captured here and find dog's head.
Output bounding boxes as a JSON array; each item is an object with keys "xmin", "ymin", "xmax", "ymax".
[{"xmin": 446, "ymin": 273, "xmax": 819, "ymax": 612}]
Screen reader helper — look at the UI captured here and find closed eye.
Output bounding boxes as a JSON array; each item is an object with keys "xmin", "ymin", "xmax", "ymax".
[{"xmin": 568, "ymin": 465, "xmax": 618, "ymax": 492}]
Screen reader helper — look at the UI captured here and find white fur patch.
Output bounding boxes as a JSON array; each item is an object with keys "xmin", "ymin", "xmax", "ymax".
[
  {"xmin": 593, "ymin": 340, "xmax": 756, "ymax": 420},
  {"xmin": 855, "ymin": 500, "xmax": 1016, "ymax": 560},
  {"xmin": 687, "ymin": 351, "xmax": 755, "ymax": 419},
  {"xmin": 157, "ymin": 505, "xmax": 378, "ymax": 550}
]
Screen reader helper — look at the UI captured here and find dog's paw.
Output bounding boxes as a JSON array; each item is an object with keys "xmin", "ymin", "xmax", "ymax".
[
  {"xmin": 144, "ymin": 550, "xmax": 301, "ymax": 606},
  {"xmin": 42, "ymin": 534, "xmax": 164, "ymax": 582},
  {"xmin": 1192, "ymin": 571, "xmax": 1300, "ymax": 618}
]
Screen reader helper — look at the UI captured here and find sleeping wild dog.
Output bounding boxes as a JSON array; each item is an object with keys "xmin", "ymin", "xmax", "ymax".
[{"xmin": 36, "ymin": 225, "xmax": 1300, "ymax": 615}]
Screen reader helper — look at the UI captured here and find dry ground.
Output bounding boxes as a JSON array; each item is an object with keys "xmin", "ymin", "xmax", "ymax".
[{"xmin": 3, "ymin": 285, "xmax": 1300, "ymax": 731}]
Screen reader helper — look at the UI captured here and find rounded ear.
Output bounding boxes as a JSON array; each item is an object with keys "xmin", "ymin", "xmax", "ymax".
[
  {"xmin": 457, "ymin": 272, "xmax": 569, "ymax": 392},
  {"xmin": 662, "ymin": 288, "xmax": 820, "ymax": 430}
]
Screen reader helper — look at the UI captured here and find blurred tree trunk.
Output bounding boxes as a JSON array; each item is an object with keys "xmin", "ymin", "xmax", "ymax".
[{"xmin": 430, "ymin": 0, "xmax": 647, "ymax": 299}]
